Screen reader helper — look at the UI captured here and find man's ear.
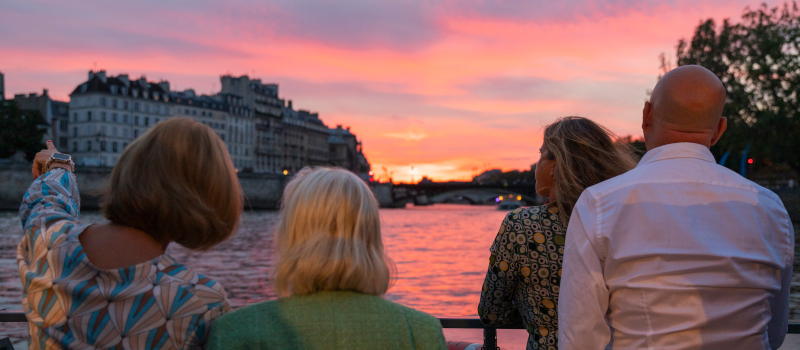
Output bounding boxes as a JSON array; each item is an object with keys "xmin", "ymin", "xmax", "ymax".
[
  {"xmin": 709, "ymin": 117, "xmax": 727, "ymax": 146},
  {"xmin": 642, "ymin": 101, "xmax": 653, "ymax": 131}
]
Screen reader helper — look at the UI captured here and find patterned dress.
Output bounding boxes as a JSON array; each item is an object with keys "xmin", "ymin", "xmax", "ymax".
[
  {"xmin": 478, "ymin": 205, "xmax": 565, "ymax": 350},
  {"xmin": 17, "ymin": 168, "xmax": 230, "ymax": 349}
]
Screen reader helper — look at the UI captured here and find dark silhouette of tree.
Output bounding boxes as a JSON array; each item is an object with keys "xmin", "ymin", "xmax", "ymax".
[
  {"xmin": 669, "ymin": 1, "xmax": 800, "ymax": 174},
  {"xmin": 0, "ymin": 100, "xmax": 46, "ymax": 161}
]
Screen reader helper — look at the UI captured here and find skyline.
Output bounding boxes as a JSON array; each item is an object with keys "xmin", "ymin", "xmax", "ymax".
[{"xmin": 1, "ymin": 0, "xmax": 783, "ymax": 182}]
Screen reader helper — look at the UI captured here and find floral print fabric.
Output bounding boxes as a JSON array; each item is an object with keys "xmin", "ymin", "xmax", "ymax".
[
  {"xmin": 17, "ymin": 168, "xmax": 230, "ymax": 349},
  {"xmin": 478, "ymin": 205, "xmax": 565, "ymax": 350}
]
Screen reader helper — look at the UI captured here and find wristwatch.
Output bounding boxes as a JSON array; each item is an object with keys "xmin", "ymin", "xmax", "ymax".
[{"xmin": 42, "ymin": 153, "xmax": 75, "ymax": 173}]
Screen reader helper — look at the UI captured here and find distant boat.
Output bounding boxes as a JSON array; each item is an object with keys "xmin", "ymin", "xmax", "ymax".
[{"xmin": 497, "ymin": 200, "xmax": 523, "ymax": 211}]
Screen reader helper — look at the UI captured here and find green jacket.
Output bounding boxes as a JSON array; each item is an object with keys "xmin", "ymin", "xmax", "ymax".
[{"xmin": 206, "ymin": 291, "xmax": 447, "ymax": 350}]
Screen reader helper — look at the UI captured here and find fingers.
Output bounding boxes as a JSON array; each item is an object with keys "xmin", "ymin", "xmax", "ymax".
[{"xmin": 46, "ymin": 140, "xmax": 58, "ymax": 152}]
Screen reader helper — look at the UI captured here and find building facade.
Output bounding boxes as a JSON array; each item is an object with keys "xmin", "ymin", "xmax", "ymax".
[
  {"xmin": 0, "ymin": 72, "xmax": 5, "ymax": 100},
  {"xmin": 54, "ymin": 70, "xmax": 371, "ymax": 175},
  {"xmin": 69, "ymin": 71, "xmax": 172, "ymax": 166}
]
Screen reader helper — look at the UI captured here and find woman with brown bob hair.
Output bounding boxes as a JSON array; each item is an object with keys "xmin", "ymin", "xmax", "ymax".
[
  {"xmin": 18, "ymin": 117, "xmax": 242, "ymax": 349},
  {"xmin": 478, "ymin": 117, "xmax": 637, "ymax": 350},
  {"xmin": 208, "ymin": 167, "xmax": 446, "ymax": 350}
]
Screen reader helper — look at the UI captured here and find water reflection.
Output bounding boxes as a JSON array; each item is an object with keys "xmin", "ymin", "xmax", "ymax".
[{"xmin": 0, "ymin": 204, "xmax": 506, "ymax": 342}]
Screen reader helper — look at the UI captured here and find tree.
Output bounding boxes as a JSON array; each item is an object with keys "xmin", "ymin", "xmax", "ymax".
[
  {"xmin": 669, "ymin": 1, "xmax": 800, "ymax": 174},
  {"xmin": 0, "ymin": 100, "xmax": 47, "ymax": 161}
]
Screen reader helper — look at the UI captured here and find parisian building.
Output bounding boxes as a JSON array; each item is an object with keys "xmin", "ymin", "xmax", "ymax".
[
  {"xmin": 0, "ymin": 71, "xmax": 5, "ymax": 100},
  {"xmin": 69, "ymin": 71, "xmax": 173, "ymax": 166},
  {"xmin": 61, "ymin": 70, "xmax": 370, "ymax": 174}
]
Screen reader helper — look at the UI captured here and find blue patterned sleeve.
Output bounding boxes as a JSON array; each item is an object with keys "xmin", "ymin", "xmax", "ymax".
[{"xmin": 19, "ymin": 168, "xmax": 80, "ymax": 230}]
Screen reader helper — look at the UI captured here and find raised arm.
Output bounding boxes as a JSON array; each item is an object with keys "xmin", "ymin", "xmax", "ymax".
[
  {"xmin": 558, "ymin": 192, "xmax": 609, "ymax": 350},
  {"xmin": 478, "ymin": 212, "xmax": 519, "ymax": 326},
  {"xmin": 19, "ymin": 141, "xmax": 79, "ymax": 230}
]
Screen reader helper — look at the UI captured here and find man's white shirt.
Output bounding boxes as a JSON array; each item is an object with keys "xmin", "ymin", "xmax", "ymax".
[{"xmin": 558, "ymin": 142, "xmax": 794, "ymax": 350}]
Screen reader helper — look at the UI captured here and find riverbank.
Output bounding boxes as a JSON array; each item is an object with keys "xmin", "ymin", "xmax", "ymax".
[{"xmin": 0, "ymin": 163, "xmax": 287, "ymax": 210}]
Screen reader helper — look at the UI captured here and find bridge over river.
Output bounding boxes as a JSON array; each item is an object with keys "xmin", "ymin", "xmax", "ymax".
[{"xmin": 371, "ymin": 182, "xmax": 545, "ymax": 208}]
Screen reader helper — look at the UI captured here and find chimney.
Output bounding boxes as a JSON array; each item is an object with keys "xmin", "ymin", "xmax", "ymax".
[
  {"xmin": 118, "ymin": 74, "xmax": 130, "ymax": 87},
  {"xmin": 97, "ymin": 70, "xmax": 107, "ymax": 83},
  {"xmin": 157, "ymin": 81, "xmax": 170, "ymax": 92},
  {"xmin": 336, "ymin": 124, "xmax": 342, "ymax": 129},
  {"xmin": 29, "ymin": 93, "xmax": 37, "ymax": 98},
  {"xmin": 88, "ymin": 70, "xmax": 95, "ymax": 81},
  {"xmin": 347, "ymin": 126, "xmax": 351, "ymax": 132},
  {"xmin": 288, "ymin": 100, "xmax": 293, "ymax": 109},
  {"xmin": 42, "ymin": 89, "xmax": 48, "ymax": 97}
]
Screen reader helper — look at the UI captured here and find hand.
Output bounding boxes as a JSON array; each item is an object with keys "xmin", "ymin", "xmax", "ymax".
[{"xmin": 31, "ymin": 140, "xmax": 60, "ymax": 179}]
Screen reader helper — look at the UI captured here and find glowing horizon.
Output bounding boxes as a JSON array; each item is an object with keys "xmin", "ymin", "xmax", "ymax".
[{"xmin": 1, "ymin": 0, "xmax": 779, "ymax": 182}]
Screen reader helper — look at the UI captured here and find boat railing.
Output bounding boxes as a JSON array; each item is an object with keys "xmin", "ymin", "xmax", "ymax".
[{"xmin": 2, "ymin": 312, "xmax": 800, "ymax": 350}]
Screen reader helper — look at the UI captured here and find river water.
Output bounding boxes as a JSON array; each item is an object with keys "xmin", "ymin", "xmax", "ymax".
[{"xmin": 2, "ymin": 204, "xmax": 799, "ymax": 348}]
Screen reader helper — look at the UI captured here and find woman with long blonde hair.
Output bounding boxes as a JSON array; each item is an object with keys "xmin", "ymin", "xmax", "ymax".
[
  {"xmin": 478, "ymin": 117, "xmax": 637, "ymax": 350},
  {"xmin": 208, "ymin": 167, "xmax": 446, "ymax": 350}
]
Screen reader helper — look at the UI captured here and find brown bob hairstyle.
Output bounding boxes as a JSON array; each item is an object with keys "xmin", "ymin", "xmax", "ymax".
[{"xmin": 102, "ymin": 117, "xmax": 243, "ymax": 250}]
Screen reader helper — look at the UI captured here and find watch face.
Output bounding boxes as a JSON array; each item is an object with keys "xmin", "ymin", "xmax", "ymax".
[{"xmin": 53, "ymin": 153, "xmax": 71, "ymax": 161}]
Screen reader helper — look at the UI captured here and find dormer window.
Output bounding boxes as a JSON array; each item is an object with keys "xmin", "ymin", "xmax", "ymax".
[
  {"xmin": 153, "ymin": 92, "xmax": 159, "ymax": 100},
  {"xmin": 110, "ymin": 86, "xmax": 118, "ymax": 94},
  {"xmin": 132, "ymin": 89, "xmax": 138, "ymax": 97},
  {"xmin": 121, "ymin": 87, "xmax": 128, "ymax": 95}
]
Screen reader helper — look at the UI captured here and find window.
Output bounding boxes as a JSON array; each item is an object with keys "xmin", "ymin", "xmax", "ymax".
[
  {"xmin": 59, "ymin": 120, "xmax": 67, "ymax": 131},
  {"xmin": 87, "ymin": 141, "xmax": 92, "ymax": 151},
  {"xmin": 123, "ymin": 114, "xmax": 128, "ymax": 123},
  {"xmin": 73, "ymin": 127, "xmax": 78, "ymax": 137},
  {"xmin": 123, "ymin": 101, "xmax": 129, "ymax": 109},
  {"xmin": 134, "ymin": 129, "xmax": 139, "ymax": 138},
  {"xmin": 87, "ymin": 111, "xmax": 92, "ymax": 121},
  {"xmin": 101, "ymin": 126, "xmax": 106, "ymax": 134},
  {"xmin": 134, "ymin": 102, "xmax": 140, "ymax": 111},
  {"xmin": 155, "ymin": 118, "xmax": 159, "ymax": 124},
  {"xmin": 145, "ymin": 117, "xmax": 149, "ymax": 126},
  {"xmin": 123, "ymin": 142, "xmax": 128, "ymax": 149},
  {"xmin": 112, "ymin": 142, "xmax": 118, "ymax": 152},
  {"xmin": 112, "ymin": 113, "xmax": 118, "ymax": 123},
  {"xmin": 112, "ymin": 127, "xmax": 117, "ymax": 137},
  {"xmin": 59, "ymin": 137, "xmax": 67, "ymax": 149},
  {"xmin": 135, "ymin": 116, "xmax": 139, "ymax": 125},
  {"xmin": 73, "ymin": 112, "xmax": 78, "ymax": 123},
  {"xmin": 100, "ymin": 141, "xmax": 107, "ymax": 151},
  {"xmin": 101, "ymin": 111, "xmax": 107, "ymax": 122},
  {"xmin": 100, "ymin": 97, "xmax": 107, "ymax": 107},
  {"xmin": 73, "ymin": 142, "xmax": 78, "ymax": 152},
  {"xmin": 123, "ymin": 128, "xmax": 128, "ymax": 138},
  {"xmin": 112, "ymin": 99, "xmax": 118, "ymax": 109}
]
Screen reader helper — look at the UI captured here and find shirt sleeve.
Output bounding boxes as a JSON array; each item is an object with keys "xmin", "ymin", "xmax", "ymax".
[
  {"xmin": 767, "ymin": 212, "xmax": 794, "ymax": 350},
  {"xmin": 19, "ymin": 168, "xmax": 80, "ymax": 230},
  {"xmin": 558, "ymin": 191, "xmax": 610, "ymax": 350},
  {"xmin": 478, "ymin": 212, "xmax": 519, "ymax": 326}
]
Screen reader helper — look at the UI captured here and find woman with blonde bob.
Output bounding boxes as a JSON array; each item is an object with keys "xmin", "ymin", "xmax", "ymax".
[
  {"xmin": 478, "ymin": 117, "xmax": 638, "ymax": 350},
  {"xmin": 208, "ymin": 167, "xmax": 446, "ymax": 350},
  {"xmin": 18, "ymin": 117, "xmax": 242, "ymax": 349}
]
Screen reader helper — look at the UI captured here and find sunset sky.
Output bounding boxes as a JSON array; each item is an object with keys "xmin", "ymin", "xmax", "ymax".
[{"xmin": 0, "ymin": 0, "xmax": 783, "ymax": 182}]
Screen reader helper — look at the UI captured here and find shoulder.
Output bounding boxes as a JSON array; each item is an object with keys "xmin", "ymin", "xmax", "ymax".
[{"xmin": 155, "ymin": 256, "xmax": 229, "ymax": 307}]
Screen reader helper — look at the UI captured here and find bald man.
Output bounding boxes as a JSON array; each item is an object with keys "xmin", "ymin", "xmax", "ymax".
[{"xmin": 558, "ymin": 65, "xmax": 794, "ymax": 350}]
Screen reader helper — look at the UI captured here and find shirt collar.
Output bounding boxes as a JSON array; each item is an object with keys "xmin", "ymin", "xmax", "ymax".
[{"xmin": 637, "ymin": 142, "xmax": 717, "ymax": 168}]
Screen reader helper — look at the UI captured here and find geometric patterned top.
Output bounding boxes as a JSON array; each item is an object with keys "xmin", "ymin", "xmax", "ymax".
[
  {"xmin": 478, "ymin": 205, "xmax": 565, "ymax": 350},
  {"xmin": 17, "ymin": 168, "xmax": 230, "ymax": 349}
]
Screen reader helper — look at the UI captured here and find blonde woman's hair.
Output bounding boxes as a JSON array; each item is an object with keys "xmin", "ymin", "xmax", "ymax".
[
  {"xmin": 102, "ymin": 117, "xmax": 243, "ymax": 250},
  {"xmin": 273, "ymin": 167, "xmax": 391, "ymax": 297},
  {"xmin": 543, "ymin": 116, "xmax": 638, "ymax": 224}
]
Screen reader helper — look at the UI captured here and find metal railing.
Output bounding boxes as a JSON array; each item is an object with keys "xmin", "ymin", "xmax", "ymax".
[{"xmin": 2, "ymin": 312, "xmax": 799, "ymax": 350}]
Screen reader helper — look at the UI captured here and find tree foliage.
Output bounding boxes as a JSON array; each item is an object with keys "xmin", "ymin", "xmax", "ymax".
[
  {"xmin": 0, "ymin": 100, "xmax": 47, "ymax": 161},
  {"xmin": 671, "ymin": 1, "xmax": 800, "ymax": 173}
]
